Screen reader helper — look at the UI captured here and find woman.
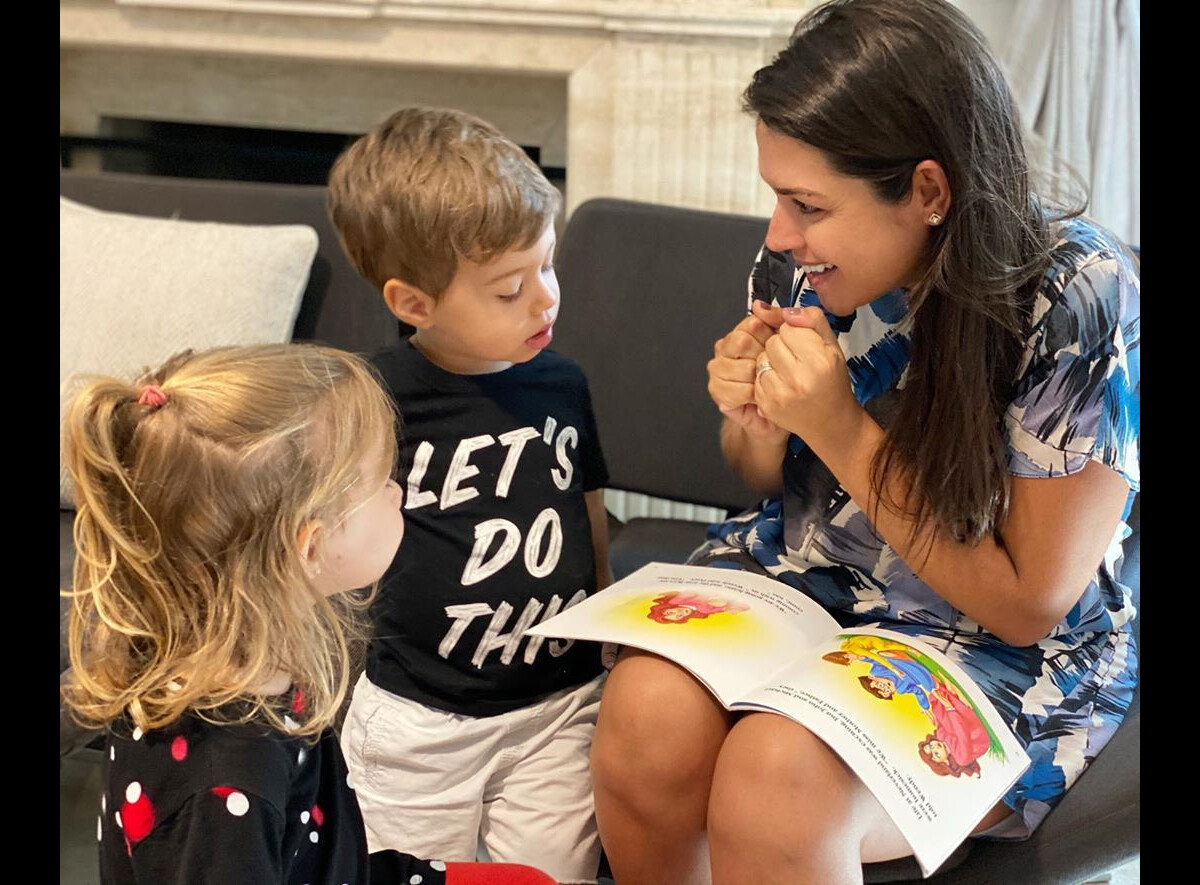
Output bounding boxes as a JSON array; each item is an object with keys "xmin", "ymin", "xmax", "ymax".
[{"xmin": 589, "ymin": 1, "xmax": 1140, "ymax": 881}]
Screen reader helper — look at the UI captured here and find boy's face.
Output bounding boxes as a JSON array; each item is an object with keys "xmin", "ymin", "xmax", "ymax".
[
  {"xmin": 414, "ymin": 223, "xmax": 560, "ymax": 374},
  {"xmin": 869, "ymin": 677, "xmax": 896, "ymax": 698}
]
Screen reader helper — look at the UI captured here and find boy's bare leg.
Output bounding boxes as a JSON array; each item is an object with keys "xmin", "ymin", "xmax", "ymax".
[{"xmin": 590, "ymin": 649, "xmax": 733, "ymax": 885}]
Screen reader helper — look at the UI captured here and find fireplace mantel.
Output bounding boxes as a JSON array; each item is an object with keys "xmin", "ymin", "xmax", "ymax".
[
  {"xmin": 62, "ymin": 0, "xmax": 814, "ymax": 214},
  {"xmin": 112, "ymin": 1, "xmax": 804, "ymax": 39}
]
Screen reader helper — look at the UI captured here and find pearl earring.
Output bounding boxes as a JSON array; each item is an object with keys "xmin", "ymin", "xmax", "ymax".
[{"xmin": 928, "ymin": 212, "xmax": 944, "ymax": 226}]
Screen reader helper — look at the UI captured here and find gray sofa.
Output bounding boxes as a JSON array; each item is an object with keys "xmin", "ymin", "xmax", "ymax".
[{"xmin": 59, "ymin": 170, "xmax": 1139, "ymax": 883}]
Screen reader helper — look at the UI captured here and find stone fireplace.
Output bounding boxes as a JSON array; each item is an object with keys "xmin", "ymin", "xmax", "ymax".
[
  {"xmin": 61, "ymin": 0, "xmax": 813, "ymax": 217},
  {"xmin": 61, "ymin": 0, "xmax": 816, "ymax": 524}
]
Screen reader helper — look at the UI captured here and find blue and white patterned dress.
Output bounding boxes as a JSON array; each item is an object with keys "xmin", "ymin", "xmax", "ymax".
[{"xmin": 691, "ymin": 216, "xmax": 1140, "ymax": 836}]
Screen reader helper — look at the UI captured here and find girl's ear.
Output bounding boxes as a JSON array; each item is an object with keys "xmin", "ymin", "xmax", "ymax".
[
  {"xmin": 297, "ymin": 520, "xmax": 325, "ymax": 578},
  {"xmin": 383, "ymin": 278, "xmax": 437, "ymax": 329}
]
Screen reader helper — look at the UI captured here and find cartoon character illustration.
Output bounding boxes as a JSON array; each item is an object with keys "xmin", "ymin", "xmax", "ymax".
[
  {"xmin": 823, "ymin": 639, "xmax": 938, "ymax": 710},
  {"xmin": 824, "ymin": 634, "xmax": 1003, "ymax": 777},
  {"xmin": 645, "ymin": 591, "xmax": 749, "ymax": 624},
  {"xmin": 824, "ymin": 634, "xmax": 914, "ymax": 669},
  {"xmin": 856, "ymin": 655, "xmax": 938, "ymax": 709},
  {"xmin": 917, "ymin": 679, "xmax": 989, "ymax": 778}
]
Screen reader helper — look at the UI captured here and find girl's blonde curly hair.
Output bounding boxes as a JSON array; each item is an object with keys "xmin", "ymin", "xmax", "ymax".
[{"xmin": 63, "ymin": 343, "xmax": 398, "ymax": 740}]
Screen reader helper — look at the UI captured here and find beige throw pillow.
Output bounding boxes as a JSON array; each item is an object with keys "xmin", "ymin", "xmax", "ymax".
[{"xmin": 59, "ymin": 196, "xmax": 319, "ymax": 508}]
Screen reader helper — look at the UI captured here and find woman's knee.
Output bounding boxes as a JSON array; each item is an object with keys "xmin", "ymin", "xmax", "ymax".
[
  {"xmin": 591, "ymin": 649, "xmax": 731, "ymax": 796},
  {"xmin": 708, "ymin": 714, "xmax": 855, "ymax": 845}
]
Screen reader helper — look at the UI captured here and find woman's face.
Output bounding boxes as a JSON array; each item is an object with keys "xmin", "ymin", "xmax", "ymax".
[
  {"xmin": 756, "ymin": 123, "xmax": 933, "ymax": 317},
  {"xmin": 925, "ymin": 739, "xmax": 950, "ymax": 765},
  {"xmin": 661, "ymin": 606, "xmax": 696, "ymax": 622}
]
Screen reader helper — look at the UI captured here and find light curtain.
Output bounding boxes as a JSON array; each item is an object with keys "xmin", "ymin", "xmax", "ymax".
[{"xmin": 1003, "ymin": 0, "xmax": 1140, "ymax": 245}]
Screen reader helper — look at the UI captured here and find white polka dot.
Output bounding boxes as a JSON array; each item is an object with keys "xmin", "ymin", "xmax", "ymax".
[
  {"xmin": 284, "ymin": 715, "xmax": 300, "ymax": 731},
  {"xmin": 101, "ymin": 794, "xmax": 106, "ymax": 813},
  {"xmin": 309, "ymin": 831, "xmax": 319, "ymax": 844},
  {"xmin": 300, "ymin": 810, "xmax": 310, "ymax": 824},
  {"xmin": 125, "ymin": 781, "xmax": 142, "ymax": 803},
  {"xmin": 345, "ymin": 771, "xmax": 355, "ymax": 790},
  {"xmin": 167, "ymin": 680, "xmax": 182, "ymax": 693},
  {"xmin": 97, "ymin": 816, "xmax": 102, "ymax": 841},
  {"xmin": 110, "ymin": 746, "xmax": 115, "ymax": 761},
  {"xmin": 225, "ymin": 791, "xmax": 250, "ymax": 817},
  {"xmin": 297, "ymin": 747, "xmax": 307, "ymax": 766},
  {"xmin": 410, "ymin": 876, "xmax": 423, "ymax": 884},
  {"xmin": 114, "ymin": 811, "xmax": 123, "ymax": 829},
  {"xmin": 429, "ymin": 860, "xmax": 446, "ymax": 872},
  {"xmin": 132, "ymin": 726, "xmax": 144, "ymax": 741}
]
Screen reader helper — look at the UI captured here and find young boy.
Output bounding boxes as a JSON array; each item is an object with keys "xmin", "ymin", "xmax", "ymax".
[{"xmin": 327, "ymin": 107, "xmax": 612, "ymax": 883}]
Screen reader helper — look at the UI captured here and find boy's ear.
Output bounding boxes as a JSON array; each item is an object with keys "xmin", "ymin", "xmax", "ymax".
[
  {"xmin": 383, "ymin": 278, "xmax": 437, "ymax": 328},
  {"xmin": 296, "ymin": 520, "xmax": 325, "ymax": 579}
]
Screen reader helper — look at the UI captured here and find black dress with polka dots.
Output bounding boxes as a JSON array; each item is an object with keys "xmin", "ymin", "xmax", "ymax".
[{"xmin": 97, "ymin": 691, "xmax": 448, "ymax": 884}]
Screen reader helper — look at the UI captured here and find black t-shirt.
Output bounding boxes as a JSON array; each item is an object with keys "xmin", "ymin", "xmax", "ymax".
[
  {"xmin": 98, "ymin": 692, "xmax": 445, "ymax": 884},
  {"xmin": 368, "ymin": 341, "xmax": 609, "ymax": 716}
]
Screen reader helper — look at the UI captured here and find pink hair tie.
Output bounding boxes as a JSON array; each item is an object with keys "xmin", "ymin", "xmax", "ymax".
[{"xmin": 137, "ymin": 385, "xmax": 169, "ymax": 409}]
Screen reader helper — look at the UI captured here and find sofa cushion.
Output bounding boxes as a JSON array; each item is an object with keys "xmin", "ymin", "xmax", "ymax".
[{"xmin": 59, "ymin": 196, "xmax": 318, "ymax": 507}]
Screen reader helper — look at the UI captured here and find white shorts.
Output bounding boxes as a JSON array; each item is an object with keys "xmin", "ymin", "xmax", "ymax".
[{"xmin": 340, "ymin": 671, "xmax": 605, "ymax": 884}]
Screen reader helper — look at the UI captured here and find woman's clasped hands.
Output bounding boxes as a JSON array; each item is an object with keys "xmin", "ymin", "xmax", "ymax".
[{"xmin": 707, "ymin": 299, "xmax": 864, "ymax": 454}]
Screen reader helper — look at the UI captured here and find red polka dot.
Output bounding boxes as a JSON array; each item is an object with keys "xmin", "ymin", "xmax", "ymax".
[
  {"xmin": 171, "ymin": 735, "xmax": 188, "ymax": 761},
  {"xmin": 121, "ymin": 794, "xmax": 155, "ymax": 844},
  {"xmin": 310, "ymin": 804, "xmax": 324, "ymax": 826},
  {"xmin": 211, "ymin": 786, "xmax": 235, "ymax": 799},
  {"xmin": 291, "ymin": 687, "xmax": 306, "ymax": 714}
]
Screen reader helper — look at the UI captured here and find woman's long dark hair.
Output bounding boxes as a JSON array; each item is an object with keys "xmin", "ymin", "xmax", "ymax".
[{"xmin": 746, "ymin": 0, "xmax": 1078, "ymax": 546}]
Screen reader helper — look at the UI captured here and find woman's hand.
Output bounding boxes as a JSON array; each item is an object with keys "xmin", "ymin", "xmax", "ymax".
[
  {"xmin": 754, "ymin": 306, "xmax": 865, "ymax": 453},
  {"xmin": 929, "ymin": 689, "xmax": 954, "ymax": 711},
  {"xmin": 707, "ymin": 308, "xmax": 789, "ymax": 443}
]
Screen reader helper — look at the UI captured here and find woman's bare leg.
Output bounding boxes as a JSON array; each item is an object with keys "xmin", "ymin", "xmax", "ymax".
[
  {"xmin": 590, "ymin": 649, "xmax": 733, "ymax": 885},
  {"xmin": 707, "ymin": 713, "xmax": 1012, "ymax": 884}
]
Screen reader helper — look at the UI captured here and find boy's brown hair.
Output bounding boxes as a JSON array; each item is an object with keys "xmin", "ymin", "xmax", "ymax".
[{"xmin": 327, "ymin": 106, "xmax": 561, "ymax": 298}]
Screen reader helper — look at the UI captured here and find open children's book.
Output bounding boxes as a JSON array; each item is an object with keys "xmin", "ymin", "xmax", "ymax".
[{"xmin": 526, "ymin": 563, "xmax": 1029, "ymax": 877}]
